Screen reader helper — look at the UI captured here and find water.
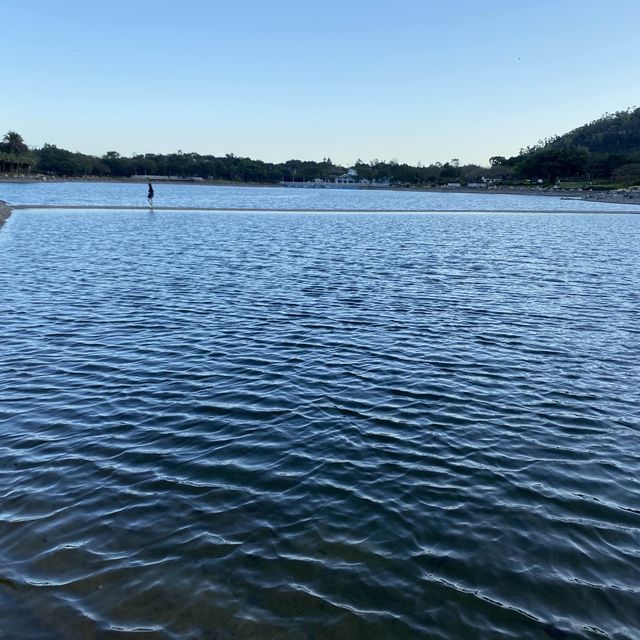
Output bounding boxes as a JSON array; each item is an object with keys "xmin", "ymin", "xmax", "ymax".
[
  {"xmin": 1, "ymin": 204, "xmax": 639, "ymax": 640},
  {"xmin": 1, "ymin": 179, "xmax": 638, "ymax": 212}
]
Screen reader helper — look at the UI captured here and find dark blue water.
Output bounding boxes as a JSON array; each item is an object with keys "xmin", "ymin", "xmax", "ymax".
[{"xmin": 1, "ymin": 209, "xmax": 639, "ymax": 639}]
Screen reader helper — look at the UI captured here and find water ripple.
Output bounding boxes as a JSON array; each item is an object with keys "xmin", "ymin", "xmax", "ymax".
[{"xmin": 1, "ymin": 209, "xmax": 639, "ymax": 639}]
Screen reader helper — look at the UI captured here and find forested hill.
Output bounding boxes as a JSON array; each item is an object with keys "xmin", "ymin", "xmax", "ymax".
[
  {"xmin": 547, "ymin": 108, "xmax": 640, "ymax": 154},
  {"xmin": 493, "ymin": 107, "xmax": 640, "ymax": 184}
]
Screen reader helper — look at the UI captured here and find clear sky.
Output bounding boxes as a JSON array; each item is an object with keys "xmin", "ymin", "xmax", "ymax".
[{"xmin": 3, "ymin": 0, "xmax": 639, "ymax": 167}]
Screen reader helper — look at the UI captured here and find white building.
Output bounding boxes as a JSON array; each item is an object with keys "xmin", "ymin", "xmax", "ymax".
[{"xmin": 335, "ymin": 168, "xmax": 358, "ymax": 185}]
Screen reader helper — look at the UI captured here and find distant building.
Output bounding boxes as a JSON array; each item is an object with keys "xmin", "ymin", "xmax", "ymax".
[
  {"xmin": 335, "ymin": 168, "xmax": 358, "ymax": 185},
  {"xmin": 130, "ymin": 174, "xmax": 204, "ymax": 182},
  {"xmin": 281, "ymin": 167, "xmax": 390, "ymax": 189}
]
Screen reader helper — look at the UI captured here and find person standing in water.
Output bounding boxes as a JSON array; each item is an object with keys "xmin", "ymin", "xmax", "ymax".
[{"xmin": 147, "ymin": 182, "xmax": 154, "ymax": 207}]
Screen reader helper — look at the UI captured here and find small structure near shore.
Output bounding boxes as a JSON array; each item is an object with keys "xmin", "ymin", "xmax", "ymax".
[
  {"xmin": 130, "ymin": 174, "xmax": 204, "ymax": 183},
  {"xmin": 281, "ymin": 168, "xmax": 391, "ymax": 189}
]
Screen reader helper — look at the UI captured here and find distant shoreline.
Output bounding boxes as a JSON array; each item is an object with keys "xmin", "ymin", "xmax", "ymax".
[{"xmin": 1, "ymin": 176, "xmax": 639, "ymax": 210}]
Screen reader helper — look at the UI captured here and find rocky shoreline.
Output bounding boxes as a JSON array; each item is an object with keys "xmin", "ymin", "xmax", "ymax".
[
  {"xmin": 0, "ymin": 200, "xmax": 12, "ymax": 228},
  {"xmin": 579, "ymin": 191, "xmax": 640, "ymax": 207}
]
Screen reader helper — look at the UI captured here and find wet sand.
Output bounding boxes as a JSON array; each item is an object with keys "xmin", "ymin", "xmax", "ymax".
[{"xmin": 9, "ymin": 204, "xmax": 640, "ymax": 215}]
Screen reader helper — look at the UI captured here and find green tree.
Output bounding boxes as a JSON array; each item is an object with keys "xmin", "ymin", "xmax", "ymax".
[
  {"xmin": 516, "ymin": 145, "xmax": 590, "ymax": 182},
  {"xmin": 612, "ymin": 163, "xmax": 640, "ymax": 185},
  {"xmin": 1, "ymin": 131, "xmax": 28, "ymax": 153},
  {"xmin": 489, "ymin": 156, "xmax": 507, "ymax": 167}
]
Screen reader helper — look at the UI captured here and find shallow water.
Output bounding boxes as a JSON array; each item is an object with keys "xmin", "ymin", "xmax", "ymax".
[
  {"xmin": 1, "ymin": 180, "xmax": 638, "ymax": 212},
  {"xmin": 1, "ymin": 208, "xmax": 639, "ymax": 639}
]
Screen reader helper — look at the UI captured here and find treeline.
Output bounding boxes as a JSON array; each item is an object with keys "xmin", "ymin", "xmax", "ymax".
[
  {"xmin": 3, "ymin": 107, "xmax": 640, "ymax": 186},
  {"xmin": 2, "ymin": 135, "xmax": 506, "ymax": 186}
]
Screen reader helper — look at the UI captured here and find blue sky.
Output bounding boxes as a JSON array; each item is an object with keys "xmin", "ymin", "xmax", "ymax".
[{"xmin": 3, "ymin": 0, "xmax": 639, "ymax": 166}]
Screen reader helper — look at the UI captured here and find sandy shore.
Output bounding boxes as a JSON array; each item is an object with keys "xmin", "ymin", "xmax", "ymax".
[
  {"xmin": 401, "ymin": 185, "xmax": 640, "ymax": 207},
  {"xmin": 0, "ymin": 201, "xmax": 12, "ymax": 228},
  {"xmin": 11, "ymin": 204, "xmax": 638, "ymax": 215},
  {"xmin": 578, "ymin": 192, "xmax": 640, "ymax": 207}
]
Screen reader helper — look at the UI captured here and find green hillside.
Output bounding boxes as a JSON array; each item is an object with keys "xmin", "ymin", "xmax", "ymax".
[
  {"xmin": 552, "ymin": 107, "xmax": 640, "ymax": 154},
  {"xmin": 505, "ymin": 107, "xmax": 640, "ymax": 184}
]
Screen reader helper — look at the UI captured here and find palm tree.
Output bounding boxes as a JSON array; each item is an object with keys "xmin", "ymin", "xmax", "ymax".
[
  {"xmin": 0, "ymin": 132, "xmax": 35, "ymax": 174},
  {"xmin": 2, "ymin": 131, "xmax": 28, "ymax": 154}
]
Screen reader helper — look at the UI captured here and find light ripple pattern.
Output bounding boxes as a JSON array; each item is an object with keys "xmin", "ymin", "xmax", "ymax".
[
  {"xmin": 1, "ymin": 180, "xmax": 638, "ymax": 212},
  {"xmin": 0, "ymin": 209, "xmax": 639, "ymax": 640}
]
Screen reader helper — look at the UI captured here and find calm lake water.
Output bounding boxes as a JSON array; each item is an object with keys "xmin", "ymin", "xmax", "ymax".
[
  {"xmin": 1, "ymin": 191, "xmax": 639, "ymax": 639},
  {"xmin": 1, "ymin": 179, "xmax": 639, "ymax": 212}
]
